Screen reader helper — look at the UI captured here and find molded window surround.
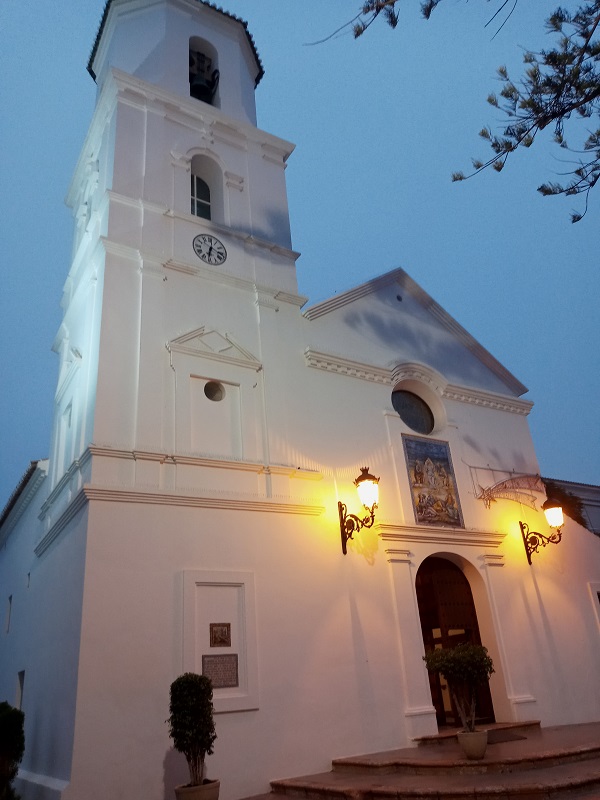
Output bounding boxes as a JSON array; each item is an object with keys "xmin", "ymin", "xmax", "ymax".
[
  {"xmin": 183, "ymin": 570, "xmax": 258, "ymax": 713},
  {"xmin": 189, "ymin": 154, "xmax": 224, "ymax": 226}
]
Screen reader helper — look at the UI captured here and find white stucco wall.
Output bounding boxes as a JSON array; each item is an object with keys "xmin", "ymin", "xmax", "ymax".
[{"xmin": 3, "ymin": 4, "xmax": 600, "ymax": 800}]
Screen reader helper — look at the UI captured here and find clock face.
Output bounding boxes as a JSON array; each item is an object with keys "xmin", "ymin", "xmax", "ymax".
[{"xmin": 193, "ymin": 234, "xmax": 227, "ymax": 266}]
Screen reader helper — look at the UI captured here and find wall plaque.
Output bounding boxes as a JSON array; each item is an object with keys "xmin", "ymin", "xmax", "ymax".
[
  {"xmin": 202, "ymin": 654, "xmax": 239, "ymax": 688},
  {"xmin": 210, "ymin": 622, "xmax": 231, "ymax": 647}
]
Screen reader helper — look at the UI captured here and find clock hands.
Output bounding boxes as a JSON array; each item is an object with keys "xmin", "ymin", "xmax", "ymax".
[{"xmin": 192, "ymin": 234, "xmax": 227, "ymax": 265}]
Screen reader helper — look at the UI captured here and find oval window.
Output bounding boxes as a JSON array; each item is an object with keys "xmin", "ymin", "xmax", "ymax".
[
  {"xmin": 392, "ymin": 389, "xmax": 434, "ymax": 434},
  {"xmin": 204, "ymin": 381, "xmax": 225, "ymax": 402}
]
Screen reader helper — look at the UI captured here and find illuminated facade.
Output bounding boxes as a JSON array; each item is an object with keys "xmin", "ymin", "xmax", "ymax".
[{"xmin": 1, "ymin": 3, "xmax": 599, "ymax": 800}]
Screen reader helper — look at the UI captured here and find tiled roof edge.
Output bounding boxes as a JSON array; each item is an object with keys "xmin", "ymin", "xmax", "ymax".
[{"xmin": 87, "ymin": 0, "xmax": 264, "ymax": 86}]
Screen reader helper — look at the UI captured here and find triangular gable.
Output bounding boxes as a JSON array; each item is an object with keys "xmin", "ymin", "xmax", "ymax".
[
  {"xmin": 303, "ymin": 268, "xmax": 527, "ymax": 398},
  {"xmin": 169, "ymin": 327, "xmax": 261, "ymax": 369}
]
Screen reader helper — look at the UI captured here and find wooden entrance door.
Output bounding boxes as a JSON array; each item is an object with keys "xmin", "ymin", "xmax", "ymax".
[{"xmin": 416, "ymin": 557, "xmax": 495, "ymax": 727}]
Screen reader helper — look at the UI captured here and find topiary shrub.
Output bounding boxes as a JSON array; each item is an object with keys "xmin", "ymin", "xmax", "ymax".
[
  {"xmin": 168, "ymin": 673, "xmax": 217, "ymax": 787},
  {"xmin": 0, "ymin": 701, "xmax": 25, "ymax": 800},
  {"xmin": 423, "ymin": 643, "xmax": 494, "ymax": 732}
]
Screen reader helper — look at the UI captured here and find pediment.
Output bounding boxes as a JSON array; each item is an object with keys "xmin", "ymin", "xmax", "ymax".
[
  {"xmin": 303, "ymin": 268, "xmax": 528, "ymax": 398},
  {"xmin": 169, "ymin": 327, "xmax": 261, "ymax": 369}
]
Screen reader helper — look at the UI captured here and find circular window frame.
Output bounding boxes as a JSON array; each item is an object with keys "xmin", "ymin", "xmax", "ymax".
[
  {"xmin": 392, "ymin": 389, "xmax": 434, "ymax": 435},
  {"xmin": 390, "ymin": 376, "xmax": 446, "ymax": 434},
  {"xmin": 204, "ymin": 380, "xmax": 226, "ymax": 402}
]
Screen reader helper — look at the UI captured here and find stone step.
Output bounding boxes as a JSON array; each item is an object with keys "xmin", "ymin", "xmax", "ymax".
[
  {"xmin": 237, "ymin": 723, "xmax": 600, "ymax": 800},
  {"xmin": 268, "ymin": 756, "xmax": 600, "ymax": 800},
  {"xmin": 331, "ymin": 727, "xmax": 600, "ymax": 777},
  {"xmin": 414, "ymin": 721, "xmax": 543, "ymax": 747}
]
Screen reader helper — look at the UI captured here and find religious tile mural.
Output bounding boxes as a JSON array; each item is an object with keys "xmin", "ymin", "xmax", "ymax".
[{"xmin": 402, "ymin": 435, "xmax": 464, "ymax": 528}]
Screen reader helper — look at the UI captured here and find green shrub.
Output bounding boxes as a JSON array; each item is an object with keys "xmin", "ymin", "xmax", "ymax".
[
  {"xmin": 0, "ymin": 702, "xmax": 25, "ymax": 800},
  {"xmin": 168, "ymin": 674, "xmax": 216, "ymax": 787},
  {"xmin": 423, "ymin": 643, "xmax": 494, "ymax": 731}
]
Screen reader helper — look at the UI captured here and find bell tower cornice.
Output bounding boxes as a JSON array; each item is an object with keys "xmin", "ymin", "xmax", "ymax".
[{"xmin": 87, "ymin": 0, "xmax": 264, "ymax": 125}]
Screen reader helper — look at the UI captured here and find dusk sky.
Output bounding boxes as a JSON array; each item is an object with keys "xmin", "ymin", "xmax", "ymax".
[{"xmin": 1, "ymin": 1, "xmax": 598, "ymax": 505}]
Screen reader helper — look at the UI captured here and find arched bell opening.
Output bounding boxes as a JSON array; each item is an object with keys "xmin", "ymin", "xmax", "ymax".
[
  {"xmin": 416, "ymin": 555, "xmax": 496, "ymax": 728},
  {"xmin": 189, "ymin": 37, "xmax": 220, "ymax": 106}
]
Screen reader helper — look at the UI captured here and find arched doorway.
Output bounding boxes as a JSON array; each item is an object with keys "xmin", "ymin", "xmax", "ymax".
[{"xmin": 416, "ymin": 556, "xmax": 495, "ymax": 727}]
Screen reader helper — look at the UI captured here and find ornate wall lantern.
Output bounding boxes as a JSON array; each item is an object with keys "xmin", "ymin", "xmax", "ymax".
[
  {"xmin": 519, "ymin": 500, "xmax": 564, "ymax": 565},
  {"xmin": 338, "ymin": 467, "xmax": 380, "ymax": 555}
]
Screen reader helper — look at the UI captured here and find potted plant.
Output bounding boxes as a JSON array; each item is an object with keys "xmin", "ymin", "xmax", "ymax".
[
  {"xmin": 423, "ymin": 642, "xmax": 494, "ymax": 759},
  {"xmin": 168, "ymin": 673, "xmax": 218, "ymax": 800}
]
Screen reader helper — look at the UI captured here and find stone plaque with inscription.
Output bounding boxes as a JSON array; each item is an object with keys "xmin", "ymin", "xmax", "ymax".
[{"xmin": 202, "ymin": 654, "xmax": 239, "ymax": 688}]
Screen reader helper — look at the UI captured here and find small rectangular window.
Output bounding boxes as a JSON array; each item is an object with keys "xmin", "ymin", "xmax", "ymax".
[
  {"xmin": 191, "ymin": 175, "xmax": 211, "ymax": 220},
  {"xmin": 5, "ymin": 595, "xmax": 12, "ymax": 633},
  {"xmin": 16, "ymin": 671, "xmax": 25, "ymax": 710}
]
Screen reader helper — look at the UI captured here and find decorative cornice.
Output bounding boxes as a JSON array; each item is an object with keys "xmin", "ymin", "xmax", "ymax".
[
  {"xmin": 100, "ymin": 237, "xmax": 142, "ymax": 264},
  {"xmin": 443, "ymin": 384, "xmax": 533, "ymax": 416},
  {"xmin": 80, "ymin": 485, "xmax": 324, "ymax": 517},
  {"xmin": 304, "ymin": 349, "xmax": 531, "ymax": 415},
  {"xmin": 384, "ymin": 548, "xmax": 413, "ymax": 564},
  {"xmin": 224, "ymin": 171, "xmax": 244, "ymax": 191},
  {"xmin": 303, "ymin": 271, "xmax": 402, "ymax": 320},
  {"xmin": 405, "ymin": 705, "xmax": 437, "ymax": 718},
  {"xmin": 162, "ymin": 255, "xmax": 304, "ymax": 307},
  {"xmin": 107, "ymin": 69, "xmax": 293, "ymax": 158},
  {"xmin": 242, "ymin": 235, "xmax": 301, "ymax": 262},
  {"xmin": 275, "ymin": 290, "xmax": 307, "ymax": 307},
  {"xmin": 39, "ymin": 450, "xmax": 92, "ymax": 520},
  {"xmin": 34, "ymin": 450, "xmax": 324, "ymax": 554},
  {"xmin": 212, "ymin": 123, "xmax": 247, "ymax": 151},
  {"xmin": 35, "ymin": 489, "xmax": 88, "ymax": 557},
  {"xmin": 164, "ymin": 255, "xmax": 256, "ymax": 290},
  {"xmin": 481, "ymin": 554, "xmax": 505, "ymax": 567},
  {"xmin": 391, "ymin": 362, "xmax": 448, "ymax": 394},
  {"xmin": 168, "ymin": 327, "xmax": 262, "ymax": 370},
  {"xmin": 378, "ymin": 522, "xmax": 506, "ymax": 549},
  {"xmin": 87, "ymin": 445, "xmax": 322, "ymax": 481},
  {"xmin": 256, "ymin": 291, "xmax": 280, "ymax": 311},
  {"xmin": 261, "ymin": 143, "xmax": 291, "ymax": 167},
  {"xmin": 304, "ymin": 349, "xmax": 390, "ymax": 385}
]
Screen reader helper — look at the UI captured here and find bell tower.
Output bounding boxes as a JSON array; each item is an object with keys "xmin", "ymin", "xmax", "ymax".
[{"xmin": 47, "ymin": 0, "xmax": 300, "ymax": 500}]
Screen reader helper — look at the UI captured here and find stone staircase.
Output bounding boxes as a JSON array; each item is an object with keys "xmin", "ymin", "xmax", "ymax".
[{"xmin": 243, "ymin": 722, "xmax": 600, "ymax": 800}]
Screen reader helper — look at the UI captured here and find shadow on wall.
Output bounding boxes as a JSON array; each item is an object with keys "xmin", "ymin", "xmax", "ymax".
[
  {"xmin": 343, "ymin": 289, "xmax": 514, "ymax": 393},
  {"xmin": 163, "ymin": 746, "xmax": 188, "ymax": 799},
  {"xmin": 244, "ymin": 207, "xmax": 293, "ymax": 252},
  {"xmin": 462, "ymin": 436, "xmax": 531, "ymax": 474}
]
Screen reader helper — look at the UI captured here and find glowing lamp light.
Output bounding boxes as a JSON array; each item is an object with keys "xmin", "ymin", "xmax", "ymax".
[
  {"xmin": 338, "ymin": 467, "xmax": 380, "ymax": 555},
  {"xmin": 543, "ymin": 500, "xmax": 564, "ymax": 530},
  {"xmin": 355, "ymin": 467, "xmax": 380, "ymax": 510},
  {"xmin": 519, "ymin": 499, "xmax": 564, "ymax": 566}
]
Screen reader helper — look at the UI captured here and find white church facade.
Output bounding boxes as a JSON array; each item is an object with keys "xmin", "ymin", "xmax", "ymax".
[{"xmin": 1, "ymin": 3, "xmax": 600, "ymax": 800}]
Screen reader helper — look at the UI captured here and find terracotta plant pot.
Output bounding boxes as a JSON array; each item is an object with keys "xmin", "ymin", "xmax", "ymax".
[
  {"xmin": 175, "ymin": 779, "xmax": 220, "ymax": 800},
  {"xmin": 457, "ymin": 730, "xmax": 488, "ymax": 760}
]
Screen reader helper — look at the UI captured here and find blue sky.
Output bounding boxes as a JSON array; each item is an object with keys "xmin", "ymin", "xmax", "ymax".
[{"xmin": 1, "ymin": 1, "xmax": 598, "ymax": 504}]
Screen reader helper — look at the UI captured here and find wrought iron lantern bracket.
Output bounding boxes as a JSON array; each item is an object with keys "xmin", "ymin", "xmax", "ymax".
[
  {"xmin": 338, "ymin": 502, "xmax": 377, "ymax": 555},
  {"xmin": 519, "ymin": 520, "xmax": 563, "ymax": 566}
]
